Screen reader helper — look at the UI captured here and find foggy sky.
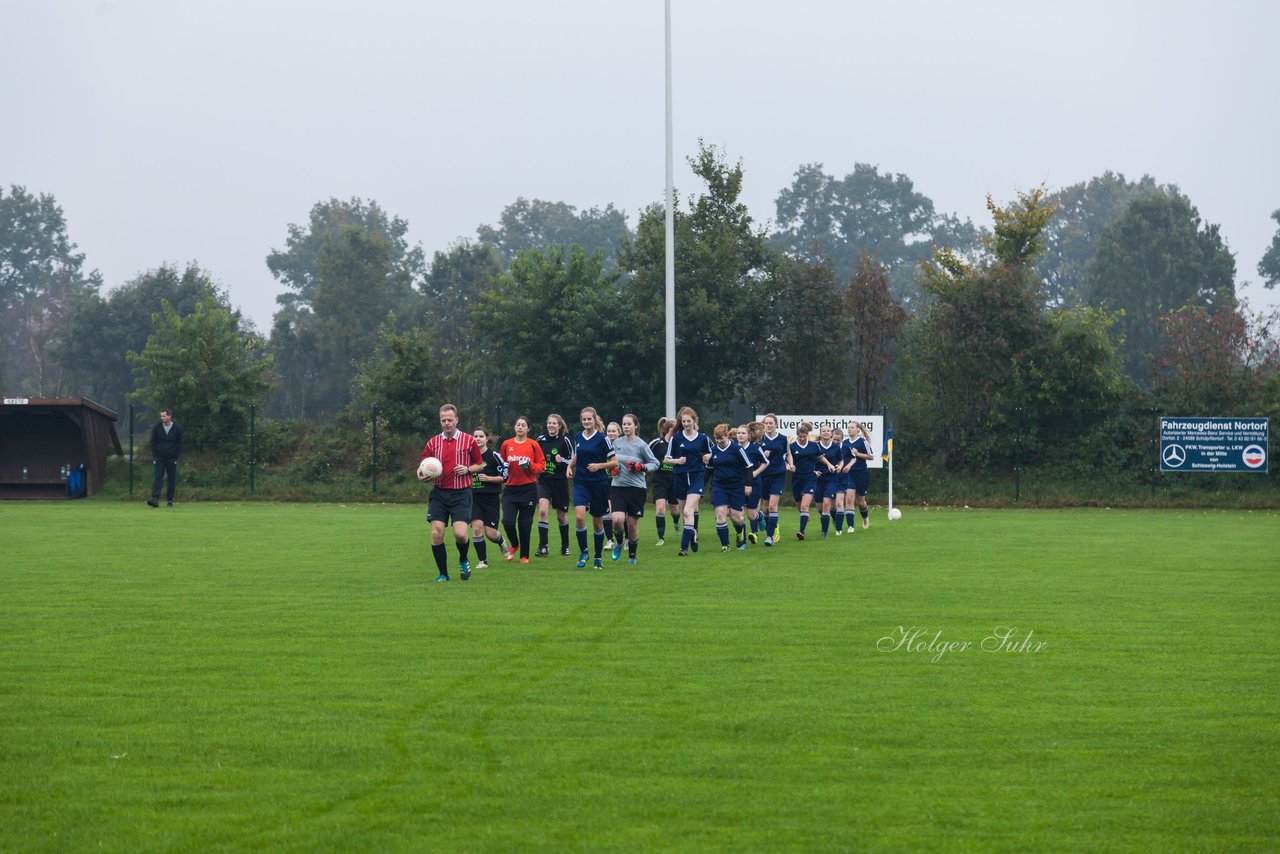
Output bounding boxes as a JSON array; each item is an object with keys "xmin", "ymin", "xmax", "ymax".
[{"xmin": 3, "ymin": 0, "xmax": 1278, "ymax": 330}]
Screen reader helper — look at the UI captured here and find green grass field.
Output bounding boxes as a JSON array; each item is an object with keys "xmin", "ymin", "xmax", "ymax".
[{"xmin": 2, "ymin": 501, "xmax": 1277, "ymax": 852}]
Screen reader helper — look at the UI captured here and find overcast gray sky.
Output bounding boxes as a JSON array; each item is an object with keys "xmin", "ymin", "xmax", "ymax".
[{"xmin": 4, "ymin": 0, "xmax": 1278, "ymax": 329}]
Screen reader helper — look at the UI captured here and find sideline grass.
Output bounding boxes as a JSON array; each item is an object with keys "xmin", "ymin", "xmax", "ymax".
[{"xmin": 2, "ymin": 502, "xmax": 1277, "ymax": 852}]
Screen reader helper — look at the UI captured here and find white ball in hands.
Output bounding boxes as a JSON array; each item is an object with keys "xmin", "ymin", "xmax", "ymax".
[{"xmin": 417, "ymin": 456, "xmax": 443, "ymax": 481}]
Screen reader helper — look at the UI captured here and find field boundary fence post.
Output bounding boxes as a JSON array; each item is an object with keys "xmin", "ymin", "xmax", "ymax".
[
  {"xmin": 128, "ymin": 403, "xmax": 135, "ymax": 495},
  {"xmin": 1150, "ymin": 408, "xmax": 1159, "ymax": 499},
  {"xmin": 249, "ymin": 403, "xmax": 256, "ymax": 496},
  {"xmin": 371, "ymin": 406, "xmax": 379, "ymax": 494},
  {"xmin": 1014, "ymin": 405, "xmax": 1023, "ymax": 503}
]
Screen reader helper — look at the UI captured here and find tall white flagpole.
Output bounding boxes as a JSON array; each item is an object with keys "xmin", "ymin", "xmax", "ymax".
[
  {"xmin": 888, "ymin": 445, "xmax": 894, "ymax": 512},
  {"xmin": 664, "ymin": 0, "xmax": 676, "ymax": 417}
]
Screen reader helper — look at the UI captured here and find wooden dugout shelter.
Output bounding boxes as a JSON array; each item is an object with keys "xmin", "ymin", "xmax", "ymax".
[{"xmin": 0, "ymin": 397, "xmax": 123, "ymax": 499}]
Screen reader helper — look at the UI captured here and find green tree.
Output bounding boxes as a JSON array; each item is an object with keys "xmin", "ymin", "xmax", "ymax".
[
  {"xmin": 475, "ymin": 245, "xmax": 632, "ymax": 419},
  {"xmin": 1085, "ymin": 189, "xmax": 1236, "ymax": 382},
  {"xmin": 1152, "ymin": 302, "xmax": 1280, "ymax": 416},
  {"xmin": 266, "ymin": 198, "xmax": 425, "ymax": 416},
  {"xmin": 1259, "ymin": 209, "xmax": 1280, "ymax": 289},
  {"xmin": 56, "ymin": 263, "xmax": 232, "ymax": 414},
  {"xmin": 129, "ymin": 299, "xmax": 275, "ymax": 451},
  {"xmin": 898, "ymin": 189, "xmax": 1134, "ymax": 470},
  {"xmin": 763, "ymin": 256, "xmax": 849, "ymax": 412},
  {"xmin": 351, "ymin": 323, "xmax": 448, "ymax": 434},
  {"xmin": 620, "ymin": 143, "xmax": 781, "ymax": 415},
  {"xmin": 899, "ymin": 191, "xmax": 1057, "ymax": 467},
  {"xmin": 0, "ymin": 186, "xmax": 101, "ymax": 395},
  {"xmin": 267, "ymin": 197, "xmax": 423, "ymax": 310},
  {"xmin": 771, "ymin": 162, "xmax": 979, "ymax": 302},
  {"xmin": 477, "ymin": 198, "xmax": 631, "ymax": 268},
  {"xmin": 419, "ymin": 240, "xmax": 504, "ymax": 408},
  {"xmin": 1021, "ymin": 305, "xmax": 1134, "ymax": 470},
  {"xmin": 1037, "ymin": 172, "xmax": 1161, "ymax": 308},
  {"xmin": 846, "ymin": 253, "xmax": 908, "ymax": 413}
]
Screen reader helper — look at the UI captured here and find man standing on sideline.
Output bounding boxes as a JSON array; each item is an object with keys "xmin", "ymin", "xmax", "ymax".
[
  {"xmin": 419, "ymin": 403, "xmax": 484, "ymax": 582},
  {"xmin": 147, "ymin": 409, "xmax": 183, "ymax": 507}
]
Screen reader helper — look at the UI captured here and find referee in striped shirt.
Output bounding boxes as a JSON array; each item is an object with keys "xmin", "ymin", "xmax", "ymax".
[{"xmin": 420, "ymin": 403, "xmax": 484, "ymax": 582}]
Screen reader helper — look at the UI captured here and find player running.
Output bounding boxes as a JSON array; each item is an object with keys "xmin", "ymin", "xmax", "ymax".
[
  {"xmin": 843, "ymin": 422, "xmax": 876, "ymax": 531},
  {"xmin": 499, "ymin": 416, "xmax": 546, "ymax": 563},
  {"xmin": 708, "ymin": 424, "xmax": 766, "ymax": 552},
  {"xmin": 816, "ymin": 425, "xmax": 844, "ymax": 538},
  {"xmin": 535, "ymin": 413, "xmax": 574, "ymax": 558},
  {"xmin": 757, "ymin": 413, "xmax": 793, "ymax": 546},
  {"xmin": 608, "ymin": 413, "xmax": 660, "ymax": 565},
  {"xmin": 665, "ymin": 406, "xmax": 712, "ymax": 557},
  {"xmin": 469, "ymin": 426, "xmax": 511, "ymax": 568},
  {"xmin": 566, "ymin": 406, "xmax": 613, "ymax": 569},
  {"xmin": 649, "ymin": 417, "xmax": 678, "ymax": 545}
]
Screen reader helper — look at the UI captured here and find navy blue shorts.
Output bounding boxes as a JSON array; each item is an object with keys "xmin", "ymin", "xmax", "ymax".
[
  {"xmin": 847, "ymin": 469, "xmax": 870, "ymax": 496},
  {"xmin": 671, "ymin": 470, "xmax": 706, "ymax": 503},
  {"xmin": 573, "ymin": 480, "xmax": 611, "ymax": 518},
  {"xmin": 791, "ymin": 473, "xmax": 817, "ymax": 502},
  {"xmin": 710, "ymin": 482, "xmax": 745, "ymax": 512},
  {"xmin": 820, "ymin": 475, "xmax": 842, "ymax": 501},
  {"xmin": 758, "ymin": 471, "xmax": 786, "ymax": 498},
  {"xmin": 744, "ymin": 483, "xmax": 761, "ymax": 510}
]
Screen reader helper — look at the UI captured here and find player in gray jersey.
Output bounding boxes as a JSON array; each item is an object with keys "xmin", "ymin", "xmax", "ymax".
[{"xmin": 607, "ymin": 413, "xmax": 661, "ymax": 565}]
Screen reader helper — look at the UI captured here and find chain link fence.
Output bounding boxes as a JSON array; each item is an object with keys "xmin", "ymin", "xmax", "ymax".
[{"xmin": 109, "ymin": 400, "xmax": 1275, "ymax": 506}]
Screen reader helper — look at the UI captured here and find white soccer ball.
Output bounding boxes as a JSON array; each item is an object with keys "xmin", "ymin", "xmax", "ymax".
[
  {"xmin": 887, "ymin": 507, "xmax": 902, "ymax": 521},
  {"xmin": 417, "ymin": 456, "xmax": 443, "ymax": 482}
]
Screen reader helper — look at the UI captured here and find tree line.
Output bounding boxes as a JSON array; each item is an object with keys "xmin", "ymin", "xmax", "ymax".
[{"xmin": 3, "ymin": 143, "xmax": 1278, "ymax": 475}]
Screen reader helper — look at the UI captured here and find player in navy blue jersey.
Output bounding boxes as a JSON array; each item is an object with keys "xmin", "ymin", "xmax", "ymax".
[
  {"xmin": 816, "ymin": 425, "xmax": 844, "ymax": 538},
  {"xmin": 740, "ymin": 422, "xmax": 769, "ymax": 544},
  {"xmin": 757, "ymin": 413, "xmax": 793, "ymax": 546},
  {"xmin": 535, "ymin": 413, "xmax": 574, "ymax": 557},
  {"xmin": 830, "ymin": 427, "xmax": 850, "ymax": 535},
  {"xmin": 708, "ymin": 424, "xmax": 767, "ymax": 552},
  {"xmin": 566, "ymin": 406, "xmax": 613, "ymax": 569},
  {"xmin": 664, "ymin": 405, "xmax": 712, "ymax": 557},
  {"xmin": 843, "ymin": 422, "xmax": 876, "ymax": 531},
  {"xmin": 649, "ymin": 417, "xmax": 678, "ymax": 546},
  {"xmin": 789, "ymin": 423, "xmax": 834, "ymax": 540}
]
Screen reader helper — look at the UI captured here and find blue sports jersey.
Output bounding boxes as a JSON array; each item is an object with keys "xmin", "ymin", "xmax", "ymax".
[
  {"xmin": 790, "ymin": 440, "xmax": 822, "ymax": 477},
  {"xmin": 841, "ymin": 438, "xmax": 856, "ymax": 469},
  {"xmin": 817, "ymin": 440, "xmax": 842, "ymax": 478},
  {"xmin": 849, "ymin": 435, "xmax": 871, "ymax": 472},
  {"xmin": 668, "ymin": 430, "xmax": 711, "ymax": 475},
  {"xmin": 572, "ymin": 430, "xmax": 612, "ymax": 483},
  {"xmin": 741, "ymin": 442, "xmax": 767, "ymax": 484},
  {"xmin": 759, "ymin": 433, "xmax": 789, "ymax": 475},
  {"xmin": 708, "ymin": 441, "xmax": 754, "ymax": 488}
]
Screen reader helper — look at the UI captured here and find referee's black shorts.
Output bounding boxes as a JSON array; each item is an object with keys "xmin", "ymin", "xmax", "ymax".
[{"xmin": 428, "ymin": 487, "xmax": 472, "ymax": 525}]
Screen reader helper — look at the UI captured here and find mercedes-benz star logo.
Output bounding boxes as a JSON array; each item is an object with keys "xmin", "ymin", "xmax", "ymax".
[{"xmin": 1162, "ymin": 444, "xmax": 1187, "ymax": 468}]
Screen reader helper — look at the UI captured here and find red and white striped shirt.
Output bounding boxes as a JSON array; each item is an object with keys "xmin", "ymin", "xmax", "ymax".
[{"xmin": 421, "ymin": 430, "xmax": 482, "ymax": 490}]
